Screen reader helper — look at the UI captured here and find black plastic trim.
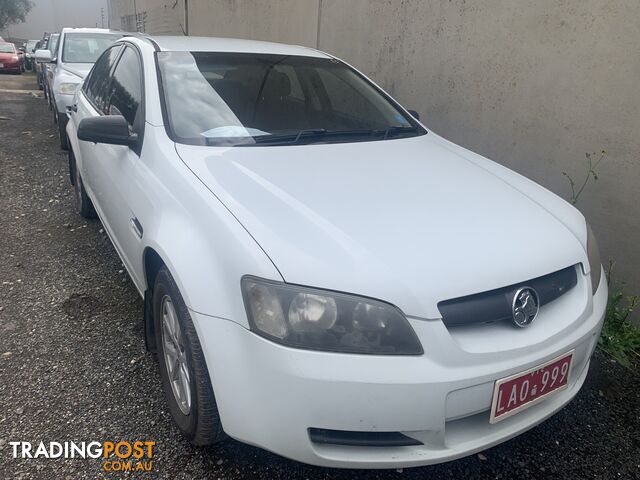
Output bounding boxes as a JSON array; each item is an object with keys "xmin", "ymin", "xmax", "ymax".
[
  {"xmin": 308, "ymin": 428, "xmax": 422, "ymax": 447},
  {"xmin": 438, "ymin": 265, "xmax": 578, "ymax": 327}
]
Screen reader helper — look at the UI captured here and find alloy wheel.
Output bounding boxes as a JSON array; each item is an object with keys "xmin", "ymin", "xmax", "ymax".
[{"xmin": 160, "ymin": 295, "xmax": 192, "ymax": 415}]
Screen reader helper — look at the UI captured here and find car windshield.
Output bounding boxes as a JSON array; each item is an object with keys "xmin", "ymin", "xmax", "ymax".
[
  {"xmin": 157, "ymin": 51, "xmax": 426, "ymax": 146},
  {"xmin": 62, "ymin": 33, "xmax": 122, "ymax": 63},
  {"xmin": 48, "ymin": 34, "xmax": 59, "ymax": 56},
  {"xmin": 26, "ymin": 40, "xmax": 38, "ymax": 52},
  {"xmin": 0, "ymin": 44, "xmax": 16, "ymax": 53}
]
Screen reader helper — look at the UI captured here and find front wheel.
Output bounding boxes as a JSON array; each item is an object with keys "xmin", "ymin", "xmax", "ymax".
[
  {"xmin": 57, "ymin": 113, "xmax": 69, "ymax": 150},
  {"xmin": 153, "ymin": 267, "xmax": 225, "ymax": 445}
]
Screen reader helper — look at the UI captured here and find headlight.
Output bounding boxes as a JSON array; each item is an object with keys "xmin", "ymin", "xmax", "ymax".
[
  {"xmin": 241, "ymin": 277, "xmax": 423, "ymax": 355},
  {"xmin": 56, "ymin": 82, "xmax": 79, "ymax": 95},
  {"xmin": 586, "ymin": 223, "xmax": 602, "ymax": 294}
]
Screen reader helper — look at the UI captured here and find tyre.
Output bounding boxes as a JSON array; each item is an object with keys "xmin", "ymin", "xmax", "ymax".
[
  {"xmin": 153, "ymin": 267, "xmax": 225, "ymax": 445},
  {"xmin": 58, "ymin": 114, "xmax": 69, "ymax": 150},
  {"xmin": 70, "ymin": 149, "xmax": 96, "ymax": 219}
]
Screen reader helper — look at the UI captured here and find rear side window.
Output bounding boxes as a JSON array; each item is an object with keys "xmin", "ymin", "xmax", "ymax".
[
  {"xmin": 108, "ymin": 46, "xmax": 143, "ymax": 129},
  {"xmin": 83, "ymin": 45, "xmax": 122, "ymax": 113}
]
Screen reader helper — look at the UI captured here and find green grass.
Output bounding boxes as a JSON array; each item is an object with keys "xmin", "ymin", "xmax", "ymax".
[{"xmin": 599, "ymin": 279, "xmax": 640, "ymax": 367}]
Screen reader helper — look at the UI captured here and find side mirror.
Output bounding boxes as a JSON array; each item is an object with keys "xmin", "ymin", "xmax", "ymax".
[
  {"xmin": 407, "ymin": 109, "xmax": 420, "ymax": 121},
  {"xmin": 34, "ymin": 49, "xmax": 52, "ymax": 63},
  {"xmin": 78, "ymin": 115, "xmax": 139, "ymax": 148}
]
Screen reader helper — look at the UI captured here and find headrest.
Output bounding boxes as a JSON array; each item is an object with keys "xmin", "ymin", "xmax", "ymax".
[{"xmin": 261, "ymin": 71, "xmax": 291, "ymax": 99}]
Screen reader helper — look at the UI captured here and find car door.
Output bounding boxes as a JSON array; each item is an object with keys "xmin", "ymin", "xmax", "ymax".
[
  {"xmin": 83, "ymin": 44, "xmax": 147, "ymax": 287},
  {"xmin": 74, "ymin": 44, "xmax": 122, "ymax": 204}
]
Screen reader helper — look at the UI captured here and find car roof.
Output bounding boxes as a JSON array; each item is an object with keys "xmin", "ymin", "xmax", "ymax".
[
  {"xmin": 61, "ymin": 28, "xmax": 122, "ymax": 35},
  {"xmin": 145, "ymin": 35, "xmax": 330, "ymax": 58}
]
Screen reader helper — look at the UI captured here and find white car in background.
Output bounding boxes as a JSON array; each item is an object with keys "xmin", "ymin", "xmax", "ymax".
[
  {"xmin": 42, "ymin": 33, "xmax": 59, "ymax": 110},
  {"xmin": 65, "ymin": 35, "xmax": 607, "ymax": 469},
  {"xmin": 36, "ymin": 28, "xmax": 123, "ymax": 150}
]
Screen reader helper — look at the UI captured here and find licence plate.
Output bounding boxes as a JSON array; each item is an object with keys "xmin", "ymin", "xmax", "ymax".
[{"xmin": 490, "ymin": 350, "xmax": 573, "ymax": 423}]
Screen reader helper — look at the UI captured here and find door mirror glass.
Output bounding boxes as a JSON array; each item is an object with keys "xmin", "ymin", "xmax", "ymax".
[
  {"xmin": 34, "ymin": 49, "xmax": 52, "ymax": 63},
  {"xmin": 77, "ymin": 115, "xmax": 139, "ymax": 148}
]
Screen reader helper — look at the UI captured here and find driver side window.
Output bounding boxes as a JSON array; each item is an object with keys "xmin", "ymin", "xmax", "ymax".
[
  {"xmin": 83, "ymin": 45, "xmax": 122, "ymax": 114},
  {"xmin": 107, "ymin": 46, "xmax": 143, "ymax": 130}
]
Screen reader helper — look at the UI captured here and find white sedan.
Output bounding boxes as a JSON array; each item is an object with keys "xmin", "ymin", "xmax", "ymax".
[{"xmin": 66, "ymin": 35, "xmax": 606, "ymax": 469}]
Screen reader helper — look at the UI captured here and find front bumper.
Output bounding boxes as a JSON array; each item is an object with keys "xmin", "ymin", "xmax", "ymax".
[
  {"xmin": 0, "ymin": 61, "xmax": 21, "ymax": 71},
  {"xmin": 191, "ymin": 270, "xmax": 607, "ymax": 468}
]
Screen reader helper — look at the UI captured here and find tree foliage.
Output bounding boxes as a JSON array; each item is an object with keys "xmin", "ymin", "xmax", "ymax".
[{"xmin": 0, "ymin": 0, "xmax": 33, "ymax": 32}]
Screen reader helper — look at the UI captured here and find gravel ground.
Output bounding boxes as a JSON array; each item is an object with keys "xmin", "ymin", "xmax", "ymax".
[{"xmin": 0, "ymin": 72, "xmax": 638, "ymax": 479}]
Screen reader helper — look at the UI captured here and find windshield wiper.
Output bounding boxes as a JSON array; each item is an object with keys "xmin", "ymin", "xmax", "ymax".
[
  {"xmin": 250, "ymin": 129, "xmax": 373, "ymax": 146},
  {"xmin": 239, "ymin": 126, "xmax": 420, "ymax": 146},
  {"xmin": 294, "ymin": 128, "xmax": 328, "ymax": 143},
  {"xmin": 379, "ymin": 125, "xmax": 418, "ymax": 139}
]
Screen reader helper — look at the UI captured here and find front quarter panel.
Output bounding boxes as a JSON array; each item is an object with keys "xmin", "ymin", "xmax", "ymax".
[{"xmin": 135, "ymin": 126, "xmax": 282, "ymax": 326}]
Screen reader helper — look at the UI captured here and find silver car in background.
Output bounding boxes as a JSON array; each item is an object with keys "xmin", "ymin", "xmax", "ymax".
[
  {"xmin": 22, "ymin": 39, "xmax": 39, "ymax": 71},
  {"xmin": 36, "ymin": 28, "xmax": 123, "ymax": 150},
  {"xmin": 43, "ymin": 33, "xmax": 60, "ymax": 112}
]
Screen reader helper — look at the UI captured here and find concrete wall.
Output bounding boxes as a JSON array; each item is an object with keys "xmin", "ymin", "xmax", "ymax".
[
  {"xmin": 109, "ymin": 0, "xmax": 184, "ymax": 34},
  {"xmin": 189, "ymin": 0, "xmax": 319, "ymax": 46},
  {"xmin": 109, "ymin": 0, "xmax": 640, "ymax": 303}
]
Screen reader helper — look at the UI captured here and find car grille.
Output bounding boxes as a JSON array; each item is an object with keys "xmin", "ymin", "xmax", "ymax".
[{"xmin": 438, "ymin": 265, "xmax": 578, "ymax": 327}]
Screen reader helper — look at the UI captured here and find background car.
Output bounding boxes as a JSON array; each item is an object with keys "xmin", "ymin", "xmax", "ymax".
[
  {"xmin": 35, "ymin": 32, "xmax": 50, "ymax": 89},
  {"xmin": 22, "ymin": 39, "xmax": 40, "ymax": 71},
  {"xmin": 43, "ymin": 33, "xmax": 60, "ymax": 112},
  {"xmin": 16, "ymin": 46, "xmax": 25, "ymax": 72},
  {"xmin": 0, "ymin": 42, "xmax": 23, "ymax": 74},
  {"xmin": 36, "ymin": 28, "xmax": 124, "ymax": 150}
]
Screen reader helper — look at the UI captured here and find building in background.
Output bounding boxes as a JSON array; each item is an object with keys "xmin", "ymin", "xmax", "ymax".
[
  {"xmin": 109, "ymin": 0, "xmax": 184, "ymax": 35},
  {"xmin": 1, "ymin": 0, "xmax": 110, "ymax": 43}
]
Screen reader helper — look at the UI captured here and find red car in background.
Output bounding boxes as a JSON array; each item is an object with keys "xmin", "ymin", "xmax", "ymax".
[{"xmin": 0, "ymin": 42, "xmax": 23, "ymax": 74}]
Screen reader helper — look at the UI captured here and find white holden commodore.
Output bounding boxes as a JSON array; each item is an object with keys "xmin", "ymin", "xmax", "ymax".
[{"xmin": 65, "ymin": 35, "xmax": 606, "ymax": 468}]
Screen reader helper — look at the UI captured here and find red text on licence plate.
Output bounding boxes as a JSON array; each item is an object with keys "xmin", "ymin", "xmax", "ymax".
[{"xmin": 490, "ymin": 351, "xmax": 573, "ymax": 423}]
